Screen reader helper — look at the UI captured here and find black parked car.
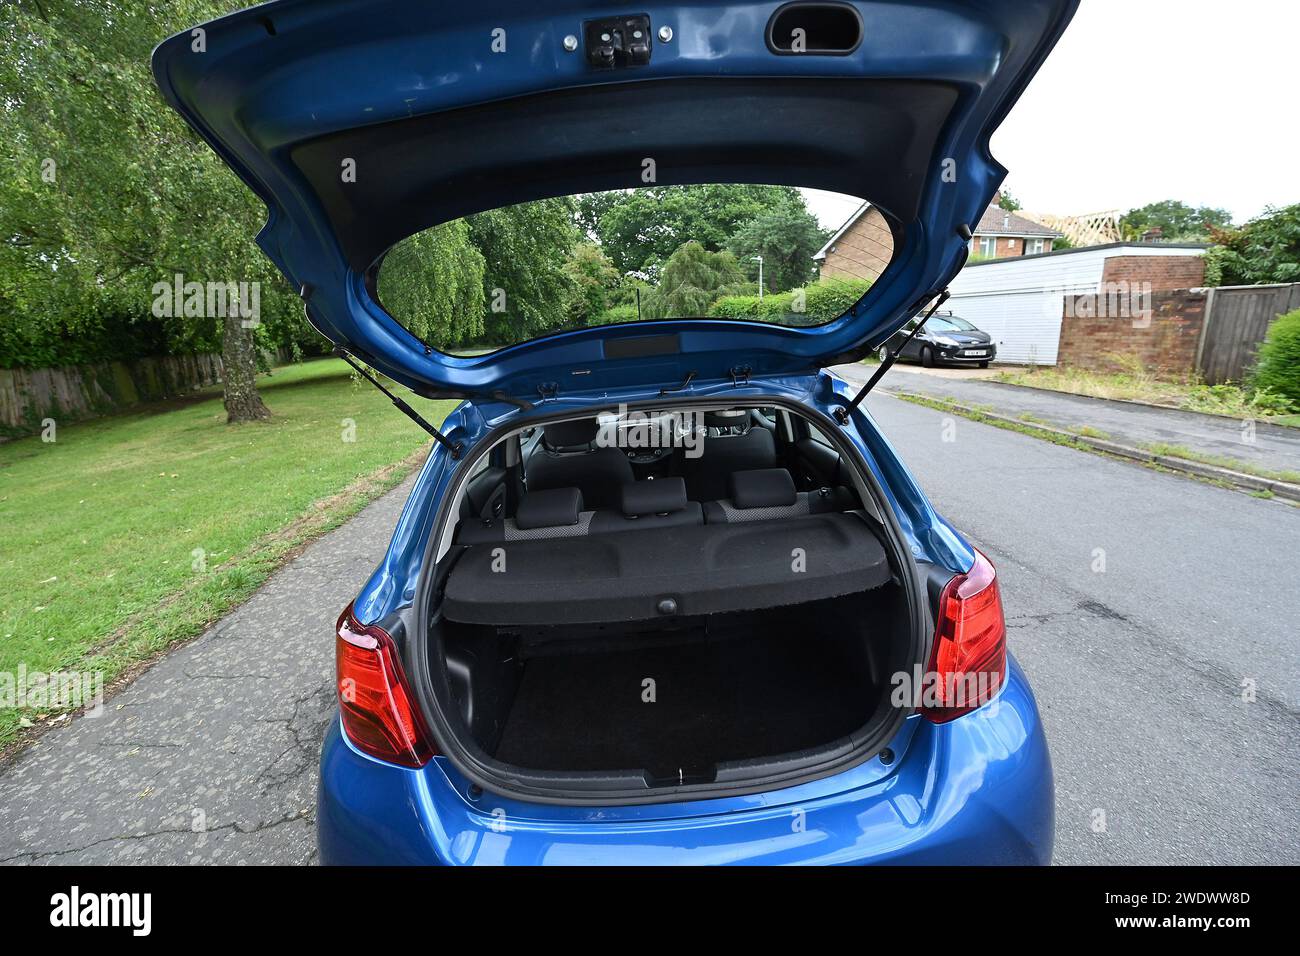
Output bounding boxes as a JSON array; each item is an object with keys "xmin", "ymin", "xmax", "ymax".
[{"xmin": 879, "ymin": 313, "xmax": 997, "ymax": 368}]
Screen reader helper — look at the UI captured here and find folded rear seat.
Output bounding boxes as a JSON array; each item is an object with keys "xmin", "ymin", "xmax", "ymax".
[{"xmin": 702, "ymin": 468, "xmax": 857, "ymax": 523}]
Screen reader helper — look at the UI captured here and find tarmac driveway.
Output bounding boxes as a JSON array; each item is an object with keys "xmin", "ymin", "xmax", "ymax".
[{"xmin": 0, "ymin": 474, "xmax": 416, "ymax": 864}]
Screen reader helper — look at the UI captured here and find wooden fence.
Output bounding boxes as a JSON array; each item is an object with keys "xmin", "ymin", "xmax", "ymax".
[
  {"xmin": 1197, "ymin": 282, "xmax": 1300, "ymax": 384},
  {"xmin": 0, "ymin": 354, "xmax": 223, "ymax": 437}
]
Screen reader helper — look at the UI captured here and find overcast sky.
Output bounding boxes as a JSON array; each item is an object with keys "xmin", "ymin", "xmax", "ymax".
[{"xmin": 804, "ymin": 0, "xmax": 1297, "ymax": 233}]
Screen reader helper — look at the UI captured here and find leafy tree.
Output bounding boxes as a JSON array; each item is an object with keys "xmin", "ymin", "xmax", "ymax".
[
  {"xmin": 1203, "ymin": 204, "xmax": 1300, "ymax": 286},
  {"xmin": 724, "ymin": 201, "xmax": 827, "ymax": 293},
  {"xmin": 575, "ymin": 190, "xmax": 620, "ymax": 241},
  {"xmin": 376, "ymin": 222, "xmax": 486, "ymax": 349},
  {"xmin": 581, "ymin": 184, "xmax": 806, "ymax": 276},
  {"xmin": 596, "ymin": 303, "xmax": 640, "ymax": 325},
  {"xmin": 644, "ymin": 242, "xmax": 749, "ymax": 319},
  {"xmin": 1120, "ymin": 200, "xmax": 1234, "ymax": 242},
  {"xmin": 562, "ymin": 243, "xmax": 621, "ymax": 327},
  {"xmin": 467, "ymin": 198, "xmax": 580, "ymax": 345},
  {"xmin": 0, "ymin": 0, "xmax": 312, "ymax": 420},
  {"xmin": 996, "ymin": 189, "xmax": 1022, "ymax": 212}
]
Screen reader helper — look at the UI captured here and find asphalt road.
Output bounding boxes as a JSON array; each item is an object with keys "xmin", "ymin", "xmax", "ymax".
[
  {"xmin": 862, "ymin": 391, "xmax": 1300, "ymax": 865},
  {"xmin": 1, "ymin": 393, "xmax": 1296, "ymax": 865},
  {"xmin": 876, "ymin": 366, "xmax": 1300, "ymax": 474}
]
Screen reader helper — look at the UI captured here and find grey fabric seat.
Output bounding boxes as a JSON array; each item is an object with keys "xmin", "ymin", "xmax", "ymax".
[
  {"xmin": 702, "ymin": 468, "xmax": 856, "ymax": 523},
  {"xmin": 455, "ymin": 487, "xmax": 593, "ymax": 544},
  {"xmin": 590, "ymin": 477, "xmax": 703, "ymax": 533},
  {"xmin": 456, "ymin": 479, "xmax": 704, "ymax": 545},
  {"xmin": 677, "ymin": 415, "xmax": 778, "ymax": 502},
  {"xmin": 526, "ymin": 418, "xmax": 633, "ymax": 511}
]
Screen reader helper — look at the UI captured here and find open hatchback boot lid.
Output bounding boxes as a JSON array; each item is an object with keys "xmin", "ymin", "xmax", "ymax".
[{"xmin": 153, "ymin": 0, "xmax": 1078, "ymax": 401}]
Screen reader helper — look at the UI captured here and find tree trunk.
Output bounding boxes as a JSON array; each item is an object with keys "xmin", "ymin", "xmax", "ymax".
[{"xmin": 221, "ymin": 312, "xmax": 271, "ymax": 423}]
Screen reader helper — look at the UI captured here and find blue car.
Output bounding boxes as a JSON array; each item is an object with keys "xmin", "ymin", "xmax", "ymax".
[{"xmin": 154, "ymin": 0, "xmax": 1073, "ymax": 865}]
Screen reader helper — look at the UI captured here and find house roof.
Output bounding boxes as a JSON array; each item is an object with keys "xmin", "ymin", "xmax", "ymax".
[
  {"xmin": 812, "ymin": 201, "xmax": 872, "ymax": 261},
  {"xmin": 962, "ymin": 240, "xmax": 1208, "ymax": 266},
  {"xmin": 813, "ymin": 200, "xmax": 1061, "ymax": 263},
  {"xmin": 975, "ymin": 206, "xmax": 1062, "ymax": 238}
]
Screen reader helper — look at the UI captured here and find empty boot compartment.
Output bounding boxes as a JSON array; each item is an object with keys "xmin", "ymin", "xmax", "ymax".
[{"xmin": 438, "ymin": 589, "xmax": 909, "ymax": 781}]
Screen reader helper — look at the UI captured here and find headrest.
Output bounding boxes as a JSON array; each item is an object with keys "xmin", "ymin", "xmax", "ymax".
[
  {"xmin": 515, "ymin": 487, "xmax": 584, "ymax": 529},
  {"xmin": 543, "ymin": 418, "xmax": 599, "ymax": 448},
  {"xmin": 730, "ymin": 468, "xmax": 797, "ymax": 509},
  {"xmin": 620, "ymin": 477, "xmax": 688, "ymax": 517},
  {"xmin": 704, "ymin": 408, "xmax": 749, "ymax": 428}
]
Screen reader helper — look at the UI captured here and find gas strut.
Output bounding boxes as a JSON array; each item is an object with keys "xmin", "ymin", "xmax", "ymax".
[
  {"xmin": 333, "ymin": 348, "xmax": 463, "ymax": 459},
  {"xmin": 833, "ymin": 289, "xmax": 951, "ymax": 425}
]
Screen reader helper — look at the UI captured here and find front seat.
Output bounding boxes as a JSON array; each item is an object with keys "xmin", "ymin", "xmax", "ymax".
[
  {"xmin": 678, "ymin": 410, "xmax": 778, "ymax": 502},
  {"xmin": 526, "ymin": 418, "xmax": 633, "ymax": 511}
]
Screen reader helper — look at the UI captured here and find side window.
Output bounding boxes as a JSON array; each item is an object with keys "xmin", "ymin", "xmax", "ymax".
[
  {"xmin": 805, "ymin": 422, "xmax": 834, "ymax": 448},
  {"xmin": 774, "ymin": 409, "xmax": 797, "ymax": 444}
]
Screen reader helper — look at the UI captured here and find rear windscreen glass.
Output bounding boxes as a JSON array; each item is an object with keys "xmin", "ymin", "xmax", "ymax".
[{"xmin": 375, "ymin": 185, "xmax": 894, "ymax": 356}]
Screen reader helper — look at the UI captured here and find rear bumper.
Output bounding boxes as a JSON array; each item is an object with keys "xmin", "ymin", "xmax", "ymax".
[{"xmin": 317, "ymin": 655, "xmax": 1053, "ymax": 865}]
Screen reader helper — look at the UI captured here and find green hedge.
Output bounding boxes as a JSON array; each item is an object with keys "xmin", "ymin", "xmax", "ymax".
[
  {"xmin": 584, "ymin": 277, "xmax": 873, "ymax": 329},
  {"xmin": 593, "ymin": 303, "xmax": 640, "ymax": 325},
  {"xmin": 707, "ymin": 294, "xmax": 762, "ymax": 319},
  {"xmin": 707, "ymin": 277, "xmax": 872, "ymax": 325},
  {"xmin": 1252, "ymin": 309, "xmax": 1300, "ymax": 405}
]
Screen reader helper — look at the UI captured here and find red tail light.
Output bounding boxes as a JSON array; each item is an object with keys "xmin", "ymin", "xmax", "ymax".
[
  {"xmin": 336, "ymin": 605, "xmax": 436, "ymax": 767},
  {"xmin": 920, "ymin": 549, "xmax": 1006, "ymax": 723}
]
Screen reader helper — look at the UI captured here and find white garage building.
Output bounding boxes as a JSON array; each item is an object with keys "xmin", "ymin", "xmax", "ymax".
[{"xmin": 945, "ymin": 242, "xmax": 1208, "ymax": 365}]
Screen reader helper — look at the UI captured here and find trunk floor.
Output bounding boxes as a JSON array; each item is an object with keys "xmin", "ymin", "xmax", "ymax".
[{"xmin": 493, "ymin": 632, "xmax": 871, "ymax": 775}]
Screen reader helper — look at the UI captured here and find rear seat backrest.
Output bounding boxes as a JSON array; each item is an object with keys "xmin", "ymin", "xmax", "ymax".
[
  {"xmin": 457, "ymin": 480, "xmax": 704, "ymax": 544},
  {"xmin": 456, "ymin": 464, "xmax": 857, "ymax": 544},
  {"xmin": 456, "ymin": 486, "xmax": 594, "ymax": 543},
  {"xmin": 591, "ymin": 477, "xmax": 703, "ymax": 533},
  {"xmin": 703, "ymin": 468, "xmax": 854, "ymax": 523},
  {"xmin": 515, "ymin": 487, "xmax": 586, "ymax": 531}
]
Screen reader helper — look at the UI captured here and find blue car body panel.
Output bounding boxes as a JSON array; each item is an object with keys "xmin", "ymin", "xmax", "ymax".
[
  {"xmin": 152, "ymin": 0, "xmax": 1079, "ymax": 398},
  {"xmin": 320, "ymin": 370, "xmax": 1052, "ymax": 865},
  {"xmin": 319, "ymin": 655, "xmax": 1051, "ymax": 865}
]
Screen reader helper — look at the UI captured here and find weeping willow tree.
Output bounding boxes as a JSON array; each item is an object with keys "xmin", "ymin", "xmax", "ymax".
[
  {"xmin": 375, "ymin": 221, "xmax": 487, "ymax": 350},
  {"xmin": 0, "ymin": 0, "xmax": 312, "ymax": 422},
  {"xmin": 644, "ymin": 242, "xmax": 750, "ymax": 319}
]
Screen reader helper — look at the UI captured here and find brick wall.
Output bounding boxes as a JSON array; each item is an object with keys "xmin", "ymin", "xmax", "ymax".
[
  {"xmin": 1100, "ymin": 255, "xmax": 1205, "ymax": 291},
  {"xmin": 819, "ymin": 206, "xmax": 893, "ymax": 282},
  {"xmin": 992, "ymin": 236, "xmax": 1023, "ymax": 258},
  {"xmin": 1058, "ymin": 289, "xmax": 1206, "ymax": 378},
  {"xmin": 970, "ymin": 235, "xmax": 1057, "ymax": 260}
]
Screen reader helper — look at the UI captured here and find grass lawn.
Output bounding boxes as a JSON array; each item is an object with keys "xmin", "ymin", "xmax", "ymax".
[
  {"xmin": 0, "ymin": 358, "xmax": 455, "ymax": 749},
  {"xmin": 992, "ymin": 366, "xmax": 1298, "ymax": 425}
]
